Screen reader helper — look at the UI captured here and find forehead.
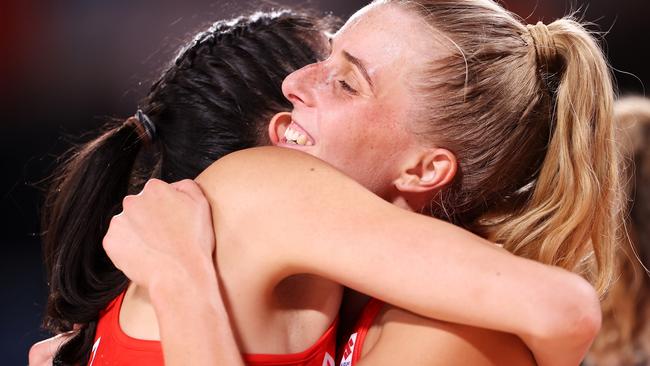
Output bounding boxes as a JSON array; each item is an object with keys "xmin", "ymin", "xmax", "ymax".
[{"xmin": 333, "ymin": 3, "xmax": 434, "ymax": 85}]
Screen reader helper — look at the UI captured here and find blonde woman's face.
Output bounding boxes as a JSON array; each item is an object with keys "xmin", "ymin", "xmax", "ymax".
[{"xmin": 271, "ymin": 3, "xmax": 436, "ymax": 196}]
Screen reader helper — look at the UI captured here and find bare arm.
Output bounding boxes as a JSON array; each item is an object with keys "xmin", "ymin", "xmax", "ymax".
[
  {"xmin": 196, "ymin": 147, "xmax": 600, "ymax": 366},
  {"xmin": 149, "ymin": 266, "xmax": 244, "ymax": 366},
  {"xmin": 104, "ymin": 180, "xmax": 244, "ymax": 366}
]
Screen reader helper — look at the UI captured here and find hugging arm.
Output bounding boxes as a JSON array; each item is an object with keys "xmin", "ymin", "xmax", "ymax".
[
  {"xmin": 195, "ymin": 147, "xmax": 599, "ymax": 366},
  {"xmin": 103, "ymin": 180, "xmax": 244, "ymax": 366},
  {"xmin": 148, "ymin": 271, "xmax": 244, "ymax": 366}
]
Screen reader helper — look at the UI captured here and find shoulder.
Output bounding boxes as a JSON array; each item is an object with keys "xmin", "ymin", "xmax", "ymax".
[
  {"xmin": 196, "ymin": 146, "xmax": 343, "ymax": 188},
  {"xmin": 361, "ymin": 305, "xmax": 536, "ymax": 366},
  {"xmin": 195, "ymin": 146, "xmax": 379, "ymax": 225}
]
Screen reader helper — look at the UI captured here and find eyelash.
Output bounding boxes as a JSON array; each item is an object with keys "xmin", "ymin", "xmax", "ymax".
[{"xmin": 338, "ymin": 80, "xmax": 358, "ymax": 95}]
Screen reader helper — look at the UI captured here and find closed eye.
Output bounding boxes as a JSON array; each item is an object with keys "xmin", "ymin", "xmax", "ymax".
[{"xmin": 338, "ymin": 80, "xmax": 358, "ymax": 95}]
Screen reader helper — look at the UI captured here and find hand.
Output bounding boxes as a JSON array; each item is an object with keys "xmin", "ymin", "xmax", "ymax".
[
  {"xmin": 103, "ymin": 179, "xmax": 217, "ymax": 291},
  {"xmin": 28, "ymin": 332, "xmax": 74, "ymax": 366},
  {"xmin": 104, "ymin": 180, "xmax": 241, "ymax": 366}
]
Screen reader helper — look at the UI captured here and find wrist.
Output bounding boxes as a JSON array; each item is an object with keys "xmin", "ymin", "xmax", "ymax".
[{"xmin": 148, "ymin": 258, "xmax": 220, "ymax": 307}]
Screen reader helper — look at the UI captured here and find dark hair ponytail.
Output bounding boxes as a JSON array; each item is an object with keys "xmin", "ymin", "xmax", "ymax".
[
  {"xmin": 41, "ymin": 9, "xmax": 335, "ymax": 364},
  {"xmin": 43, "ymin": 122, "xmax": 150, "ymax": 363}
]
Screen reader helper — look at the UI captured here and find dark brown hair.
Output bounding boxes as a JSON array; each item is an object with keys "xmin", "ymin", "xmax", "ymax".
[{"xmin": 42, "ymin": 9, "xmax": 334, "ymax": 364}]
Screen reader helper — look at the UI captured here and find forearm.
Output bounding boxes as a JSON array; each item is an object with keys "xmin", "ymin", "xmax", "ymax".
[
  {"xmin": 103, "ymin": 177, "xmax": 244, "ymax": 365},
  {"xmin": 303, "ymin": 208, "xmax": 600, "ymax": 362},
  {"xmin": 317, "ymin": 209, "xmax": 600, "ymax": 365},
  {"xmin": 149, "ymin": 263, "xmax": 244, "ymax": 366}
]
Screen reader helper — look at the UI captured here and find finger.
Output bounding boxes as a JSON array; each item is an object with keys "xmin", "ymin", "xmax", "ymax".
[
  {"xmin": 170, "ymin": 179, "xmax": 207, "ymax": 203},
  {"xmin": 142, "ymin": 178, "xmax": 174, "ymax": 197}
]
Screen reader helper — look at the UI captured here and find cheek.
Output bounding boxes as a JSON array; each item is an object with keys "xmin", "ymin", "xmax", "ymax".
[
  {"xmin": 330, "ymin": 104, "xmax": 405, "ymax": 157},
  {"xmin": 364, "ymin": 107, "xmax": 408, "ymax": 150}
]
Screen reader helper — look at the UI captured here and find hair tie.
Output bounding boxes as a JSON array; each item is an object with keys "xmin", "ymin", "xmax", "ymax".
[
  {"xmin": 126, "ymin": 109, "xmax": 157, "ymax": 143},
  {"xmin": 136, "ymin": 110, "xmax": 157, "ymax": 140},
  {"xmin": 526, "ymin": 22, "xmax": 558, "ymax": 72}
]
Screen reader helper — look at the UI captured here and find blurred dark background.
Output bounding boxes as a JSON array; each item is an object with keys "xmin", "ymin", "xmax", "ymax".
[{"xmin": 1, "ymin": 0, "xmax": 647, "ymax": 364}]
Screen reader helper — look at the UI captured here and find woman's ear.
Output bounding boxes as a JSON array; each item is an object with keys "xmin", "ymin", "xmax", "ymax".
[{"xmin": 394, "ymin": 148, "xmax": 457, "ymax": 194}]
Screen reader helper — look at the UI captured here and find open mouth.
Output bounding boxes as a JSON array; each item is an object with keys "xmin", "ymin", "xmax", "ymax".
[
  {"xmin": 282, "ymin": 121, "xmax": 315, "ymax": 146},
  {"xmin": 270, "ymin": 112, "xmax": 316, "ymax": 147}
]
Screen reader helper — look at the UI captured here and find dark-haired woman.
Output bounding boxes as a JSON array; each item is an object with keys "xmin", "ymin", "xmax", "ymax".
[{"xmin": 34, "ymin": 9, "xmax": 337, "ymax": 366}]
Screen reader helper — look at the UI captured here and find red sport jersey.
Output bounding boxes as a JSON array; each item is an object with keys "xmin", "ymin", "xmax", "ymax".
[
  {"xmin": 338, "ymin": 298, "xmax": 384, "ymax": 366},
  {"xmin": 88, "ymin": 291, "xmax": 337, "ymax": 366}
]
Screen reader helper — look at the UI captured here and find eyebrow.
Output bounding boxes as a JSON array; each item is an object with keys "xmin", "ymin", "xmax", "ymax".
[
  {"xmin": 342, "ymin": 51, "xmax": 374, "ymax": 90},
  {"xmin": 330, "ymin": 37, "xmax": 375, "ymax": 90}
]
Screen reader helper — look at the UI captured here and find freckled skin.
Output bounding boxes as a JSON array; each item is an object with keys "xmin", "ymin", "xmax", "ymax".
[{"xmin": 279, "ymin": 3, "xmax": 441, "ymax": 198}]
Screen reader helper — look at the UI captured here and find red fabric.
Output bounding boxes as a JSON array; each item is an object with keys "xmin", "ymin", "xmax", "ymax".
[
  {"xmin": 337, "ymin": 298, "xmax": 384, "ymax": 366},
  {"xmin": 88, "ymin": 291, "xmax": 337, "ymax": 366}
]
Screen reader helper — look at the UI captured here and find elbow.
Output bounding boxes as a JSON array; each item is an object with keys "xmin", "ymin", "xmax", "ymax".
[
  {"xmin": 536, "ymin": 274, "xmax": 602, "ymax": 349},
  {"xmin": 568, "ymin": 277, "xmax": 602, "ymax": 343},
  {"xmin": 563, "ymin": 275, "xmax": 602, "ymax": 342}
]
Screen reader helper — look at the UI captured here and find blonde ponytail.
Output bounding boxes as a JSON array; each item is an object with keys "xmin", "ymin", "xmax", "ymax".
[
  {"xmin": 493, "ymin": 19, "xmax": 621, "ymax": 295},
  {"xmin": 386, "ymin": 0, "xmax": 623, "ymax": 296}
]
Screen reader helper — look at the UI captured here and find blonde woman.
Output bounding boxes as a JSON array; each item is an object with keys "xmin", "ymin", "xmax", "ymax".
[{"xmin": 103, "ymin": 1, "xmax": 622, "ymax": 365}]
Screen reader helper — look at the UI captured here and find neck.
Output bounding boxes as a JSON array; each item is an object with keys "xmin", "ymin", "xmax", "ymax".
[
  {"xmin": 119, "ymin": 283, "xmax": 160, "ymax": 340},
  {"xmin": 390, "ymin": 195, "xmax": 423, "ymax": 213}
]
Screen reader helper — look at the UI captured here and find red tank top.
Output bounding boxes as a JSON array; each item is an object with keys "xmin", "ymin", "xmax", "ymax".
[
  {"xmin": 338, "ymin": 298, "xmax": 384, "ymax": 366},
  {"xmin": 88, "ymin": 291, "xmax": 337, "ymax": 366}
]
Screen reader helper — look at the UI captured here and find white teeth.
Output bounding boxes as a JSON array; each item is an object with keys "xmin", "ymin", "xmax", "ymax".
[
  {"xmin": 283, "ymin": 127, "xmax": 311, "ymax": 146},
  {"xmin": 297, "ymin": 135, "xmax": 307, "ymax": 145},
  {"xmin": 283, "ymin": 128, "xmax": 296, "ymax": 142}
]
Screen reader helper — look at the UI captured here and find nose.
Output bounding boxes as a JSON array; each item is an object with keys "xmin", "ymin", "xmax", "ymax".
[{"xmin": 282, "ymin": 62, "xmax": 321, "ymax": 108}]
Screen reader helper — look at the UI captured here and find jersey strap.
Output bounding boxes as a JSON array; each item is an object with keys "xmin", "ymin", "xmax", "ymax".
[{"xmin": 338, "ymin": 298, "xmax": 384, "ymax": 366}]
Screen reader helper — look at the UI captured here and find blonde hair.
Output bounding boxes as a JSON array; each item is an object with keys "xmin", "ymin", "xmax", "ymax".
[
  {"xmin": 587, "ymin": 96, "xmax": 650, "ymax": 366},
  {"xmin": 382, "ymin": 0, "xmax": 624, "ymax": 295}
]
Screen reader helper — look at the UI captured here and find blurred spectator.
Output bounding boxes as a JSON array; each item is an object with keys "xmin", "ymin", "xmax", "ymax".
[{"xmin": 585, "ymin": 96, "xmax": 650, "ymax": 366}]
